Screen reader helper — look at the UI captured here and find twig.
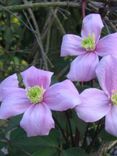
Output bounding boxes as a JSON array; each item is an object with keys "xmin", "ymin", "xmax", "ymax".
[
  {"xmin": 82, "ymin": 0, "xmax": 87, "ymax": 18},
  {"xmin": 0, "ymin": 5, "xmax": 36, "ymax": 33},
  {"xmin": 0, "ymin": 2, "xmax": 80, "ymax": 12},
  {"xmin": 23, "ymin": 0, "xmax": 48, "ymax": 69}
]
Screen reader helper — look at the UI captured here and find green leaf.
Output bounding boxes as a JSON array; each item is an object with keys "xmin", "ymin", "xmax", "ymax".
[
  {"xmin": 100, "ymin": 130, "xmax": 117, "ymax": 141},
  {"xmin": 61, "ymin": 147, "xmax": 88, "ymax": 156},
  {"xmin": 10, "ymin": 128, "xmax": 60, "ymax": 153},
  {"xmin": 32, "ymin": 147, "xmax": 59, "ymax": 156}
]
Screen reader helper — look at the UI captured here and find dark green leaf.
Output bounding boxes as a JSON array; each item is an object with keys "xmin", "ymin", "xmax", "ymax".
[
  {"xmin": 32, "ymin": 147, "xmax": 59, "ymax": 156},
  {"xmin": 61, "ymin": 147, "xmax": 88, "ymax": 156}
]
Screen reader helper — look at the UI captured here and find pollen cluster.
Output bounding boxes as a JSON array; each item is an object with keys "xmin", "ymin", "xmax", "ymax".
[
  {"xmin": 27, "ymin": 86, "xmax": 45, "ymax": 104},
  {"xmin": 111, "ymin": 91, "xmax": 117, "ymax": 105},
  {"xmin": 81, "ymin": 34, "xmax": 95, "ymax": 51}
]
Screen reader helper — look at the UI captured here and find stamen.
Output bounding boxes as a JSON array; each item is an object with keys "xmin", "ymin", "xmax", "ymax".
[
  {"xmin": 82, "ymin": 34, "xmax": 95, "ymax": 51},
  {"xmin": 27, "ymin": 86, "xmax": 45, "ymax": 104},
  {"xmin": 111, "ymin": 91, "xmax": 117, "ymax": 105}
]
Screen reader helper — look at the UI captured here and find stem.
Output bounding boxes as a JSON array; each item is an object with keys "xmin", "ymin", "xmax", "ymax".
[
  {"xmin": 0, "ymin": 2, "xmax": 80, "ymax": 12},
  {"xmin": 82, "ymin": 0, "xmax": 87, "ymax": 18},
  {"xmin": 86, "ymin": 120, "xmax": 103, "ymax": 153},
  {"xmin": 82, "ymin": 123, "xmax": 90, "ymax": 147},
  {"xmin": 54, "ymin": 117, "xmax": 68, "ymax": 144},
  {"xmin": 65, "ymin": 111, "xmax": 74, "ymax": 146}
]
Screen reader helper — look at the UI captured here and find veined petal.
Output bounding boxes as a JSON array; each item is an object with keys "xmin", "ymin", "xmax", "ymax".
[
  {"xmin": 96, "ymin": 55, "xmax": 117, "ymax": 96},
  {"xmin": 20, "ymin": 104, "xmax": 55, "ymax": 137},
  {"xmin": 0, "ymin": 88, "xmax": 30, "ymax": 119},
  {"xmin": 96, "ymin": 33, "xmax": 117, "ymax": 56},
  {"xmin": 81, "ymin": 14, "xmax": 104, "ymax": 42},
  {"xmin": 0, "ymin": 74, "xmax": 18, "ymax": 101},
  {"xmin": 21, "ymin": 66, "xmax": 53, "ymax": 89},
  {"xmin": 44, "ymin": 80, "xmax": 80, "ymax": 111},
  {"xmin": 67, "ymin": 53, "xmax": 99, "ymax": 82},
  {"xmin": 76, "ymin": 88, "xmax": 110, "ymax": 122},
  {"xmin": 61, "ymin": 34, "xmax": 86, "ymax": 56},
  {"xmin": 105, "ymin": 105, "xmax": 117, "ymax": 137}
]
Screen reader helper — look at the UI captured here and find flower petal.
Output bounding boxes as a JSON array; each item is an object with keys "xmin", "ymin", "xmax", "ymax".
[
  {"xmin": 20, "ymin": 104, "xmax": 55, "ymax": 137},
  {"xmin": 76, "ymin": 88, "xmax": 110, "ymax": 122},
  {"xmin": 0, "ymin": 88, "xmax": 30, "ymax": 119},
  {"xmin": 44, "ymin": 80, "xmax": 80, "ymax": 111},
  {"xmin": 105, "ymin": 105, "xmax": 117, "ymax": 137},
  {"xmin": 81, "ymin": 14, "xmax": 104, "ymax": 42},
  {"xmin": 21, "ymin": 66, "xmax": 53, "ymax": 89},
  {"xmin": 96, "ymin": 33, "xmax": 117, "ymax": 56},
  {"xmin": 0, "ymin": 74, "xmax": 18, "ymax": 101},
  {"xmin": 96, "ymin": 55, "xmax": 117, "ymax": 96},
  {"xmin": 61, "ymin": 34, "xmax": 86, "ymax": 56},
  {"xmin": 67, "ymin": 53, "xmax": 99, "ymax": 82}
]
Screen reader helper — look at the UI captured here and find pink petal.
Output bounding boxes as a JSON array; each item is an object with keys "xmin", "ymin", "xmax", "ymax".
[
  {"xmin": 67, "ymin": 53, "xmax": 99, "ymax": 82},
  {"xmin": 81, "ymin": 14, "xmax": 104, "ymax": 42},
  {"xmin": 105, "ymin": 105, "xmax": 117, "ymax": 137},
  {"xmin": 21, "ymin": 66, "xmax": 53, "ymax": 89},
  {"xmin": 0, "ymin": 88, "xmax": 30, "ymax": 119},
  {"xmin": 96, "ymin": 33, "xmax": 117, "ymax": 56},
  {"xmin": 96, "ymin": 55, "xmax": 117, "ymax": 96},
  {"xmin": 0, "ymin": 74, "xmax": 18, "ymax": 101},
  {"xmin": 61, "ymin": 34, "xmax": 86, "ymax": 56},
  {"xmin": 20, "ymin": 104, "xmax": 55, "ymax": 137},
  {"xmin": 76, "ymin": 88, "xmax": 110, "ymax": 122},
  {"xmin": 44, "ymin": 80, "xmax": 80, "ymax": 111}
]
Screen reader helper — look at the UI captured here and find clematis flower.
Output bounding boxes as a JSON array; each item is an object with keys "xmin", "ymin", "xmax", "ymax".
[
  {"xmin": 0, "ymin": 66, "xmax": 80, "ymax": 137},
  {"xmin": 75, "ymin": 55, "xmax": 117, "ymax": 136},
  {"xmin": 61, "ymin": 14, "xmax": 117, "ymax": 81}
]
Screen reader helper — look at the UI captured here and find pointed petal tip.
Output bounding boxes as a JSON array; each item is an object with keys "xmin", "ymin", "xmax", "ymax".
[
  {"xmin": 75, "ymin": 88, "xmax": 110, "ymax": 122},
  {"xmin": 20, "ymin": 104, "xmax": 55, "ymax": 137},
  {"xmin": 21, "ymin": 66, "xmax": 53, "ymax": 88},
  {"xmin": 67, "ymin": 54, "xmax": 99, "ymax": 82},
  {"xmin": 44, "ymin": 79, "xmax": 80, "ymax": 111},
  {"xmin": 81, "ymin": 13, "xmax": 104, "ymax": 42},
  {"xmin": 61, "ymin": 34, "xmax": 85, "ymax": 56}
]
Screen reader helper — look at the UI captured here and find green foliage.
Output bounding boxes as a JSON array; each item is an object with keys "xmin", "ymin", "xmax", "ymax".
[{"xmin": 61, "ymin": 147, "xmax": 88, "ymax": 156}]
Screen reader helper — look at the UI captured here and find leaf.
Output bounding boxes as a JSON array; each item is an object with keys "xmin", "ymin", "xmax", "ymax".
[
  {"xmin": 10, "ymin": 128, "xmax": 60, "ymax": 153},
  {"xmin": 71, "ymin": 111, "xmax": 86, "ymax": 137},
  {"xmin": 61, "ymin": 147, "xmax": 88, "ymax": 156},
  {"xmin": 32, "ymin": 147, "xmax": 59, "ymax": 156},
  {"xmin": 100, "ymin": 130, "xmax": 117, "ymax": 141}
]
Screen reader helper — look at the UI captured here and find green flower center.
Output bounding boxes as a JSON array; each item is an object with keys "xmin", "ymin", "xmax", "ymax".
[
  {"xmin": 111, "ymin": 91, "xmax": 117, "ymax": 105},
  {"xmin": 27, "ymin": 86, "xmax": 45, "ymax": 104},
  {"xmin": 81, "ymin": 34, "xmax": 95, "ymax": 51}
]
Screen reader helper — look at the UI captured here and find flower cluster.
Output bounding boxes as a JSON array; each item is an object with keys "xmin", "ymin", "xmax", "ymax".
[
  {"xmin": 61, "ymin": 14, "xmax": 117, "ymax": 82},
  {"xmin": 0, "ymin": 13, "xmax": 117, "ymax": 137}
]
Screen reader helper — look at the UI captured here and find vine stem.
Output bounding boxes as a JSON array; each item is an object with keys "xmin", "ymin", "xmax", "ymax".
[
  {"xmin": 86, "ymin": 120, "xmax": 103, "ymax": 153},
  {"xmin": 82, "ymin": 123, "xmax": 90, "ymax": 147},
  {"xmin": 0, "ymin": 2, "xmax": 80, "ymax": 12},
  {"xmin": 82, "ymin": 0, "xmax": 87, "ymax": 18},
  {"xmin": 53, "ymin": 117, "xmax": 68, "ymax": 144},
  {"xmin": 65, "ymin": 111, "xmax": 75, "ymax": 147}
]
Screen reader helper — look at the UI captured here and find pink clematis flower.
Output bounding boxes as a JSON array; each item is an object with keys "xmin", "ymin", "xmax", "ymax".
[
  {"xmin": 61, "ymin": 14, "xmax": 117, "ymax": 81},
  {"xmin": 0, "ymin": 66, "xmax": 80, "ymax": 137},
  {"xmin": 75, "ymin": 55, "xmax": 117, "ymax": 136}
]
